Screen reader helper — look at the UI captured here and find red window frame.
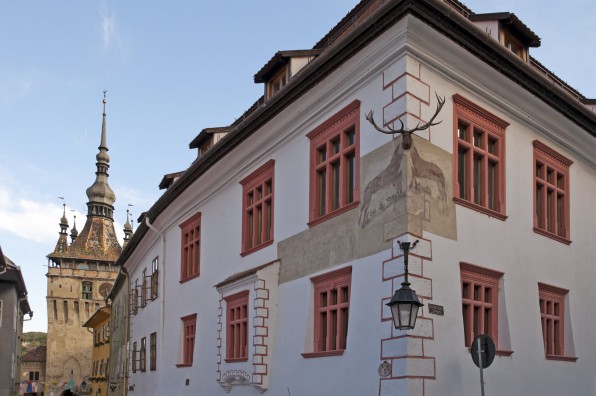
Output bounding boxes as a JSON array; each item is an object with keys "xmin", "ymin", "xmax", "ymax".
[
  {"xmin": 304, "ymin": 266, "xmax": 352, "ymax": 357},
  {"xmin": 453, "ymin": 95, "xmax": 509, "ymax": 220},
  {"xmin": 307, "ymin": 100, "xmax": 360, "ymax": 227},
  {"xmin": 178, "ymin": 314, "xmax": 197, "ymax": 367},
  {"xmin": 224, "ymin": 290, "xmax": 249, "ymax": 362},
  {"xmin": 240, "ymin": 160, "xmax": 275, "ymax": 256},
  {"xmin": 533, "ymin": 140, "xmax": 572, "ymax": 244},
  {"xmin": 538, "ymin": 283, "xmax": 568, "ymax": 359},
  {"xmin": 460, "ymin": 262, "xmax": 503, "ymax": 348},
  {"xmin": 179, "ymin": 213, "xmax": 201, "ymax": 282}
]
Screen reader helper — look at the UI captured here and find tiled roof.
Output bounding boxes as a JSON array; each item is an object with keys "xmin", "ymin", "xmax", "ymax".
[{"xmin": 22, "ymin": 346, "xmax": 46, "ymax": 363}]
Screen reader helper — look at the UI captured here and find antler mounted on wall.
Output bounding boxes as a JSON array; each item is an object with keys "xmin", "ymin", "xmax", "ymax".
[{"xmin": 365, "ymin": 93, "xmax": 445, "ymax": 150}]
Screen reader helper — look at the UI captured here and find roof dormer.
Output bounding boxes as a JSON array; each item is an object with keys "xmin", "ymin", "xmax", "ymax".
[
  {"xmin": 158, "ymin": 171, "xmax": 185, "ymax": 191},
  {"xmin": 254, "ymin": 50, "xmax": 322, "ymax": 101},
  {"xmin": 469, "ymin": 12, "xmax": 540, "ymax": 61},
  {"xmin": 189, "ymin": 127, "xmax": 231, "ymax": 160}
]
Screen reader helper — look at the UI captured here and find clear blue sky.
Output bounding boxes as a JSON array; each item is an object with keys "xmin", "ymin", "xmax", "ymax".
[{"xmin": 0, "ymin": 1, "xmax": 593, "ymax": 332}]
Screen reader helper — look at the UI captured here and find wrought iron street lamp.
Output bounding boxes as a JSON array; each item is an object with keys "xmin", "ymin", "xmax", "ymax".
[{"xmin": 386, "ymin": 240, "xmax": 424, "ymax": 330}]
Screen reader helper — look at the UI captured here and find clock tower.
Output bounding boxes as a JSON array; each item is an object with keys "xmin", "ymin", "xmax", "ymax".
[{"xmin": 45, "ymin": 93, "xmax": 123, "ymax": 396}]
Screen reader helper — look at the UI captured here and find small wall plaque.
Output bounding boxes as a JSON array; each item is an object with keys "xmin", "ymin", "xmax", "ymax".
[
  {"xmin": 428, "ymin": 303, "xmax": 444, "ymax": 316},
  {"xmin": 378, "ymin": 360, "xmax": 392, "ymax": 377}
]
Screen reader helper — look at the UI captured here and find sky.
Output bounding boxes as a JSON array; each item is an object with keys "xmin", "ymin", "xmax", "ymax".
[{"xmin": 0, "ymin": 1, "xmax": 593, "ymax": 333}]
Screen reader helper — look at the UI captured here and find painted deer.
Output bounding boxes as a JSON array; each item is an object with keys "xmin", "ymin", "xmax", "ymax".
[
  {"xmin": 359, "ymin": 94, "xmax": 446, "ymax": 227},
  {"xmin": 358, "ymin": 140, "xmax": 405, "ymax": 228},
  {"xmin": 410, "ymin": 144, "xmax": 447, "ymax": 207}
]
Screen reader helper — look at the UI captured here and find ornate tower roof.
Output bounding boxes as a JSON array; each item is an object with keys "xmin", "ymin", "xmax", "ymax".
[
  {"xmin": 70, "ymin": 214, "xmax": 79, "ymax": 243},
  {"xmin": 122, "ymin": 208, "xmax": 134, "ymax": 248},
  {"xmin": 48, "ymin": 92, "xmax": 122, "ymax": 263},
  {"xmin": 50, "ymin": 203, "xmax": 70, "ymax": 256}
]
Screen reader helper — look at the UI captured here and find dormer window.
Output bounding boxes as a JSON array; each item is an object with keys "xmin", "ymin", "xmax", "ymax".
[
  {"xmin": 254, "ymin": 50, "xmax": 322, "ymax": 101},
  {"xmin": 189, "ymin": 127, "xmax": 230, "ymax": 160},
  {"xmin": 469, "ymin": 12, "xmax": 540, "ymax": 62},
  {"xmin": 503, "ymin": 30, "xmax": 524, "ymax": 59},
  {"xmin": 269, "ymin": 67, "xmax": 288, "ymax": 98}
]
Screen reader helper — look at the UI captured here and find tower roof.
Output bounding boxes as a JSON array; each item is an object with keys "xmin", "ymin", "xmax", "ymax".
[{"xmin": 48, "ymin": 92, "xmax": 122, "ymax": 263}]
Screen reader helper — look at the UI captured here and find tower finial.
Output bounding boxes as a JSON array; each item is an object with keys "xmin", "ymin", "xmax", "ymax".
[{"xmin": 101, "ymin": 90, "xmax": 107, "ymax": 148}]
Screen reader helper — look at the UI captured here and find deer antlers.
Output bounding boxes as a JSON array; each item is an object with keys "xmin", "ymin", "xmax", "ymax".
[{"xmin": 365, "ymin": 93, "xmax": 445, "ymax": 150}]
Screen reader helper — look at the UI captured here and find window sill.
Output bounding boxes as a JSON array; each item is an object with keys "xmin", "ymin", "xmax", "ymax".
[
  {"xmin": 179, "ymin": 273, "xmax": 200, "ymax": 284},
  {"xmin": 224, "ymin": 357, "xmax": 249, "ymax": 363},
  {"xmin": 467, "ymin": 347, "xmax": 513, "ymax": 357},
  {"xmin": 301, "ymin": 350, "xmax": 344, "ymax": 359},
  {"xmin": 240, "ymin": 239, "xmax": 274, "ymax": 257},
  {"xmin": 454, "ymin": 197, "xmax": 507, "ymax": 221},
  {"xmin": 495, "ymin": 350, "xmax": 514, "ymax": 357},
  {"xmin": 545, "ymin": 354, "xmax": 578, "ymax": 362},
  {"xmin": 175, "ymin": 363, "xmax": 193, "ymax": 368},
  {"xmin": 533, "ymin": 227, "xmax": 571, "ymax": 245},
  {"xmin": 308, "ymin": 201, "xmax": 359, "ymax": 228}
]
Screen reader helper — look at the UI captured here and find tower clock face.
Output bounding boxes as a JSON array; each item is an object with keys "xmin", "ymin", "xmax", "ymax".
[{"xmin": 99, "ymin": 282, "xmax": 113, "ymax": 298}]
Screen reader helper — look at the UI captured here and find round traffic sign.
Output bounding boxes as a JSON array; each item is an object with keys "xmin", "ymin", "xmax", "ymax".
[{"xmin": 471, "ymin": 334, "xmax": 496, "ymax": 369}]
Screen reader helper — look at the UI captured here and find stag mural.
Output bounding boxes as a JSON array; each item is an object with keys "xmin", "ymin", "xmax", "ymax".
[{"xmin": 359, "ymin": 94, "xmax": 447, "ymax": 228}]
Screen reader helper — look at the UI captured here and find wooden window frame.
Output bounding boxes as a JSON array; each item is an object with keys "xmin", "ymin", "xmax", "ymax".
[
  {"xmin": 132, "ymin": 342, "xmax": 138, "ymax": 373},
  {"xmin": 140, "ymin": 337, "xmax": 146, "ymax": 372},
  {"xmin": 303, "ymin": 266, "xmax": 352, "ymax": 358},
  {"xmin": 150, "ymin": 332, "xmax": 157, "ymax": 371},
  {"xmin": 267, "ymin": 66, "xmax": 289, "ymax": 99},
  {"xmin": 307, "ymin": 100, "xmax": 360, "ymax": 227},
  {"xmin": 179, "ymin": 213, "xmax": 201, "ymax": 282},
  {"xmin": 533, "ymin": 141, "xmax": 572, "ymax": 244},
  {"xmin": 131, "ymin": 280, "xmax": 139, "ymax": 315},
  {"xmin": 224, "ymin": 290, "xmax": 250, "ymax": 362},
  {"xmin": 141, "ymin": 268, "xmax": 147, "ymax": 308},
  {"xmin": 177, "ymin": 314, "xmax": 197, "ymax": 367},
  {"xmin": 453, "ymin": 95, "xmax": 509, "ymax": 220},
  {"xmin": 240, "ymin": 160, "xmax": 275, "ymax": 256},
  {"xmin": 538, "ymin": 283, "xmax": 576, "ymax": 361},
  {"xmin": 460, "ymin": 262, "xmax": 504, "ymax": 350},
  {"xmin": 151, "ymin": 257, "xmax": 159, "ymax": 300}
]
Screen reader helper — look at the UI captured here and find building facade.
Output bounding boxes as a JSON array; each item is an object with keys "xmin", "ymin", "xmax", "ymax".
[
  {"xmin": 0, "ymin": 247, "xmax": 33, "ymax": 396},
  {"xmin": 45, "ymin": 96, "xmax": 122, "ymax": 396},
  {"xmin": 105, "ymin": 268, "xmax": 129, "ymax": 396},
  {"xmin": 20, "ymin": 346, "xmax": 46, "ymax": 396},
  {"xmin": 82, "ymin": 307, "xmax": 111, "ymax": 396},
  {"xmin": 118, "ymin": 0, "xmax": 596, "ymax": 395}
]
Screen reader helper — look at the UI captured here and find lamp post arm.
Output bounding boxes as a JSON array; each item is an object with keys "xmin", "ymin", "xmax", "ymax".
[{"xmin": 398, "ymin": 240, "xmax": 419, "ymax": 284}]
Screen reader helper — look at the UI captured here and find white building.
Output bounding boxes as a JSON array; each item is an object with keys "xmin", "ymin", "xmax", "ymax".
[{"xmin": 118, "ymin": 0, "xmax": 596, "ymax": 395}]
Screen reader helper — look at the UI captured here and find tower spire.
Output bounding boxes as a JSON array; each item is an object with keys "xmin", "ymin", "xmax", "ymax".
[
  {"xmin": 70, "ymin": 213, "xmax": 78, "ymax": 243},
  {"xmin": 123, "ymin": 206, "xmax": 134, "ymax": 247},
  {"xmin": 101, "ymin": 90, "xmax": 107, "ymax": 149},
  {"xmin": 51, "ymin": 197, "xmax": 69, "ymax": 255},
  {"xmin": 85, "ymin": 91, "xmax": 116, "ymax": 219}
]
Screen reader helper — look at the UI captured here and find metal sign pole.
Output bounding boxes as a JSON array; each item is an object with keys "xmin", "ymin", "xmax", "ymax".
[{"xmin": 477, "ymin": 337, "xmax": 485, "ymax": 396}]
